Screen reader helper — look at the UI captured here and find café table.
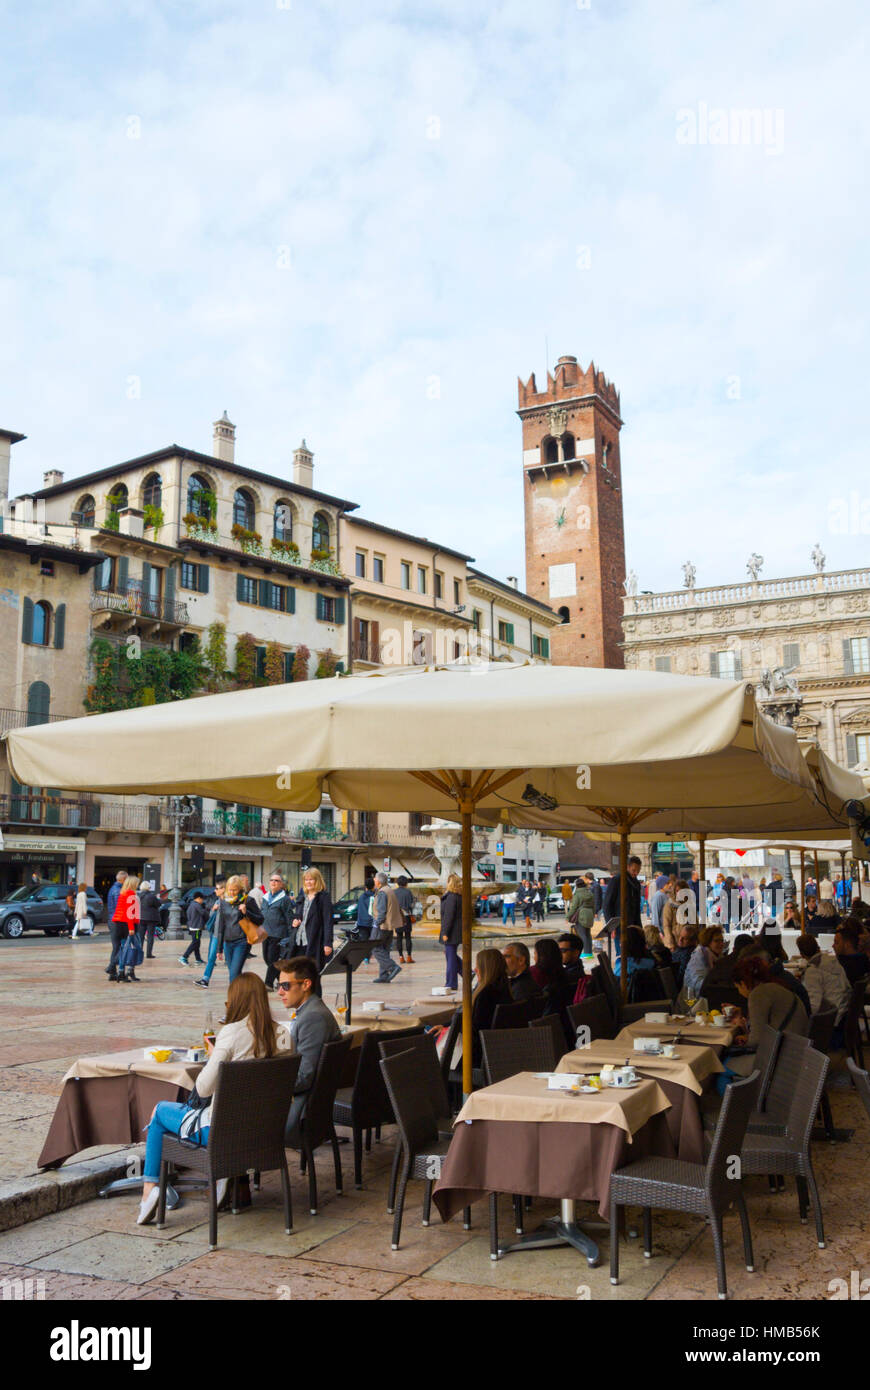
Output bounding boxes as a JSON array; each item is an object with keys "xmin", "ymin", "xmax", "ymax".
[
  {"xmin": 614, "ymin": 1016, "xmax": 739, "ymax": 1050},
  {"xmin": 555, "ymin": 1039, "xmax": 724, "ymax": 1163},
  {"xmin": 433, "ymin": 1071, "xmax": 675, "ymax": 1265},
  {"xmin": 38, "ymin": 1048, "xmax": 205, "ymax": 1178}
]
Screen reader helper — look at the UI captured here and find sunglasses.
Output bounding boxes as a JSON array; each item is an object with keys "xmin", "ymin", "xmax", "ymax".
[{"xmin": 276, "ymin": 981, "xmax": 302, "ymax": 992}]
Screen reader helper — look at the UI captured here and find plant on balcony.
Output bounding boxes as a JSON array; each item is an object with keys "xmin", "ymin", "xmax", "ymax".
[
  {"xmin": 204, "ymin": 622, "xmax": 228, "ymax": 691},
  {"xmin": 291, "ymin": 644, "xmax": 311, "ymax": 682},
  {"xmin": 143, "ymin": 503, "xmax": 164, "ymax": 538},
  {"xmin": 231, "ymin": 523, "xmax": 263, "ymax": 554},
  {"xmin": 102, "ymin": 510, "xmax": 120, "ymax": 533},
  {"xmin": 310, "ymin": 547, "xmax": 330, "ymax": 562},
  {"xmin": 265, "ymin": 641, "xmax": 284, "ymax": 685},
  {"xmin": 189, "ymin": 487, "xmax": 217, "ymax": 521},
  {"xmin": 234, "ymin": 632, "xmax": 258, "ymax": 688},
  {"xmin": 170, "ymin": 636, "xmax": 206, "ymax": 700},
  {"xmin": 84, "ymin": 639, "xmax": 124, "ymax": 714},
  {"xmin": 183, "ymin": 512, "xmax": 218, "ymax": 537},
  {"xmin": 270, "ymin": 537, "xmax": 300, "ymax": 561},
  {"xmin": 315, "ymin": 648, "xmax": 339, "ymax": 679}
]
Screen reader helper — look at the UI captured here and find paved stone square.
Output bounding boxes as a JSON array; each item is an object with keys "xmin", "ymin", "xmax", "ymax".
[{"xmin": 0, "ymin": 929, "xmax": 866, "ymax": 1301}]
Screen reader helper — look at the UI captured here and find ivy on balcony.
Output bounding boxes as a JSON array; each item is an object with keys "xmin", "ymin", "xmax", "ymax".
[{"xmin": 85, "ymin": 637, "xmax": 206, "ymax": 714}]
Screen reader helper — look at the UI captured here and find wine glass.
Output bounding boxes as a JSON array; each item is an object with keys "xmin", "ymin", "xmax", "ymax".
[{"xmin": 334, "ymin": 992, "xmax": 349, "ymax": 1031}]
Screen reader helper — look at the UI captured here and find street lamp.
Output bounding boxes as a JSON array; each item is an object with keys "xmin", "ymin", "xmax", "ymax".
[{"xmin": 166, "ymin": 796, "xmax": 195, "ymax": 939}]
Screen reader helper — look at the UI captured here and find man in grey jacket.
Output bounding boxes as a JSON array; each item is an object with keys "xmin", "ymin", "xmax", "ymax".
[
  {"xmin": 371, "ymin": 871, "xmax": 402, "ymax": 983},
  {"xmin": 277, "ymin": 956, "xmax": 341, "ymax": 1135}
]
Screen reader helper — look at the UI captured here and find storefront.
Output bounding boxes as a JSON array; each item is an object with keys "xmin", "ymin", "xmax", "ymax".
[{"xmin": 0, "ymin": 835, "xmax": 86, "ymax": 898}]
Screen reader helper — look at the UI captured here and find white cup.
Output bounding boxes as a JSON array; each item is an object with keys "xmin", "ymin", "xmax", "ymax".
[{"xmin": 663, "ymin": 1044, "xmax": 677, "ymax": 1058}]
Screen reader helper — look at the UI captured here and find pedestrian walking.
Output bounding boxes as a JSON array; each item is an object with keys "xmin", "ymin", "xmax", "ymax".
[
  {"xmin": 440, "ymin": 872, "xmax": 463, "ymax": 989},
  {"xmin": 532, "ymin": 881, "xmax": 546, "ymax": 923},
  {"xmin": 567, "ymin": 876, "xmax": 595, "ymax": 954},
  {"xmin": 110, "ymin": 876, "xmax": 142, "ymax": 982},
  {"xmin": 71, "ymin": 883, "xmax": 94, "ymax": 938},
  {"xmin": 138, "ymin": 881, "xmax": 162, "ymax": 958},
  {"xmin": 501, "ymin": 889, "xmax": 517, "ymax": 926},
  {"xmin": 196, "ymin": 878, "xmax": 227, "ymax": 988},
  {"xmin": 260, "ymin": 872, "xmax": 295, "ymax": 988},
  {"xmin": 518, "ymin": 879, "xmax": 534, "ymax": 928},
  {"xmin": 370, "ymin": 871, "xmax": 402, "ymax": 982},
  {"xmin": 291, "ymin": 868, "xmax": 334, "ymax": 972},
  {"xmin": 107, "ymin": 870, "xmax": 125, "ymax": 923},
  {"xmin": 394, "ymin": 875, "xmax": 416, "ymax": 962},
  {"xmin": 179, "ymin": 890, "xmax": 207, "ymax": 965},
  {"xmin": 212, "ymin": 875, "xmax": 264, "ymax": 985}
]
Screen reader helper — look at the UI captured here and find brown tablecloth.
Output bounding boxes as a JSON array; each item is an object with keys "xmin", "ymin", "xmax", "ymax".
[
  {"xmin": 433, "ymin": 1110, "xmax": 677, "ymax": 1221},
  {"xmin": 62, "ymin": 1048, "xmax": 204, "ymax": 1090},
  {"xmin": 556, "ymin": 1040, "xmax": 723, "ymax": 1096},
  {"xmin": 615, "ymin": 1018, "xmax": 737, "ymax": 1048},
  {"xmin": 38, "ymin": 1073, "xmax": 196, "ymax": 1170},
  {"xmin": 454, "ymin": 1073, "xmax": 669, "ymax": 1137}
]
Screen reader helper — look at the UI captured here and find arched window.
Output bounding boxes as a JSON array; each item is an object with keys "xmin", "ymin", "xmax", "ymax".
[
  {"xmin": 187, "ymin": 474, "xmax": 214, "ymax": 520},
  {"xmin": 558, "ymin": 605, "xmax": 570, "ymax": 625},
  {"xmin": 107, "ymin": 483, "xmax": 128, "ymax": 515},
  {"xmin": 233, "ymin": 488, "xmax": 255, "ymax": 530},
  {"xmin": 274, "ymin": 500, "xmax": 294, "ymax": 542},
  {"xmin": 142, "ymin": 473, "xmax": 162, "ymax": 509},
  {"xmin": 32, "ymin": 601, "xmax": 51, "ymax": 646},
  {"xmin": 543, "ymin": 437, "xmax": 559, "ymax": 464},
  {"xmin": 26, "ymin": 681, "xmax": 51, "ymax": 727},
  {"xmin": 76, "ymin": 495, "xmax": 95, "ymax": 526},
  {"xmin": 312, "ymin": 511, "xmax": 331, "ymax": 554},
  {"xmin": 562, "ymin": 433, "xmax": 576, "ymax": 461}
]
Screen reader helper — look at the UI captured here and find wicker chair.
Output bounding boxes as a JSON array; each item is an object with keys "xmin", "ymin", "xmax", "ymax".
[
  {"xmin": 594, "ymin": 952, "xmax": 622, "ymax": 1016},
  {"xmin": 845, "ymin": 1057, "xmax": 870, "ymax": 1121},
  {"xmin": 701, "ymin": 1025, "xmax": 784, "ymax": 1134},
  {"xmin": 380, "ymin": 1048, "xmax": 459, "ymax": 1249},
  {"xmin": 567, "ymin": 993, "xmax": 614, "ymax": 1044},
  {"xmin": 529, "ymin": 1011, "xmax": 568, "ymax": 1063},
  {"xmin": 480, "ymin": 1027, "xmax": 557, "ymax": 1084},
  {"xmin": 618, "ymin": 998, "xmax": 672, "ymax": 1029},
  {"xmin": 745, "ymin": 1031, "xmax": 812, "ymax": 1137},
  {"xmin": 333, "ymin": 1026, "xmax": 424, "ymax": 1189},
  {"xmin": 740, "ymin": 1045, "xmax": 830, "ymax": 1248},
  {"xmin": 378, "ymin": 1032, "xmax": 458, "ymax": 1218},
  {"xmin": 491, "ymin": 1000, "xmax": 532, "ymax": 1029},
  {"xmin": 609, "ymin": 1071, "xmax": 760, "ymax": 1300},
  {"xmin": 705, "ymin": 984, "xmax": 745, "ymax": 1014},
  {"xmin": 844, "ymin": 977, "xmax": 868, "ymax": 1070},
  {"xmin": 284, "ymin": 1034, "xmax": 354, "ymax": 1215},
  {"xmin": 156, "ymin": 1054, "xmax": 301, "ymax": 1251},
  {"xmin": 807, "ymin": 1008, "xmax": 838, "ymax": 1141},
  {"xmin": 657, "ymin": 966, "xmax": 678, "ymax": 1005}
]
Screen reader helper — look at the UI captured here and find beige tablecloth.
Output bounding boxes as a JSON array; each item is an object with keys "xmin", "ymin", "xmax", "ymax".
[
  {"xmin": 615, "ymin": 1018, "xmax": 737, "ymax": 1048},
  {"xmin": 349, "ymin": 1002, "xmax": 458, "ymax": 1031},
  {"xmin": 556, "ymin": 1040, "xmax": 724, "ymax": 1096},
  {"xmin": 454, "ymin": 1071, "xmax": 669, "ymax": 1139},
  {"xmin": 62, "ymin": 1048, "xmax": 204, "ymax": 1090}
]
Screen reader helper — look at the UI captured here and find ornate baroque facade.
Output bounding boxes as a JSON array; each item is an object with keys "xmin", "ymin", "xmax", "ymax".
[{"xmin": 621, "ymin": 565, "xmax": 870, "ymax": 769}]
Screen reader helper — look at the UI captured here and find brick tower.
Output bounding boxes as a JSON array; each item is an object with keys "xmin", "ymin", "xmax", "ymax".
[{"xmin": 518, "ymin": 353, "xmax": 626, "ymax": 668}]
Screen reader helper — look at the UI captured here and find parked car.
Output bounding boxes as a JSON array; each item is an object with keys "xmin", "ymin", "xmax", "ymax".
[
  {"xmin": 0, "ymin": 882, "xmax": 105, "ymax": 938},
  {"xmin": 158, "ymin": 885, "xmax": 218, "ymax": 930},
  {"xmin": 333, "ymin": 885, "xmax": 423, "ymax": 927},
  {"xmin": 547, "ymin": 890, "xmax": 566, "ymax": 913}
]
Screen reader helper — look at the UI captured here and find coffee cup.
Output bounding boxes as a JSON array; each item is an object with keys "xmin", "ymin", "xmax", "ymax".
[
  {"xmin": 663, "ymin": 1044, "xmax": 677, "ymax": 1058},
  {"xmin": 615, "ymin": 1066, "xmax": 637, "ymax": 1086}
]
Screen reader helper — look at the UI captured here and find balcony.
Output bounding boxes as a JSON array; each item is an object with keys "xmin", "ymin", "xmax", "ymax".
[
  {"xmin": 350, "ymin": 639, "xmax": 384, "ymax": 666},
  {"xmin": 188, "ymin": 811, "xmax": 282, "ymax": 841},
  {"xmin": 0, "ymin": 710, "xmax": 72, "ymax": 736},
  {"xmin": 280, "ymin": 820, "xmax": 345, "ymax": 843},
  {"xmin": 91, "ymin": 585, "xmax": 189, "ymax": 630},
  {"xmin": 0, "ymin": 793, "xmax": 97, "ymax": 829}
]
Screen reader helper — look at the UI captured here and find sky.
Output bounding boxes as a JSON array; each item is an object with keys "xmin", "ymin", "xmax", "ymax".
[{"xmin": 1, "ymin": 0, "xmax": 868, "ymax": 595}]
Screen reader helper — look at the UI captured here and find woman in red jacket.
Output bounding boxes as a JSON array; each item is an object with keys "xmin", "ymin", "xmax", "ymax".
[{"xmin": 108, "ymin": 875, "xmax": 141, "ymax": 982}]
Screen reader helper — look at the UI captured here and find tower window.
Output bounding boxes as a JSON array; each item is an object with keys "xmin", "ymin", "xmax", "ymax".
[
  {"xmin": 544, "ymin": 438, "xmax": 559, "ymax": 464},
  {"xmin": 558, "ymin": 606, "xmax": 570, "ymax": 624},
  {"xmin": 562, "ymin": 433, "xmax": 576, "ymax": 460},
  {"xmin": 233, "ymin": 488, "xmax": 255, "ymax": 530}
]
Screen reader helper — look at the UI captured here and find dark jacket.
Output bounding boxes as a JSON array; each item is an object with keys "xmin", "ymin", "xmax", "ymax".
[
  {"xmin": 670, "ymin": 944, "xmax": 693, "ymax": 988},
  {"xmin": 395, "ymin": 885, "xmax": 415, "ymax": 921},
  {"xmin": 186, "ymin": 899, "xmax": 208, "ymax": 935},
  {"xmin": 262, "ymin": 890, "xmax": 295, "ymax": 942},
  {"xmin": 216, "ymin": 893, "xmax": 263, "ymax": 951},
  {"xmin": 440, "ymin": 891, "xmax": 462, "ymax": 946},
  {"xmin": 355, "ymin": 889, "xmax": 374, "ymax": 935},
  {"xmin": 471, "ymin": 984, "xmax": 512, "ymax": 1066},
  {"xmin": 602, "ymin": 872, "xmax": 642, "ymax": 927},
  {"xmin": 138, "ymin": 890, "xmax": 162, "ymax": 925},
  {"xmin": 508, "ymin": 969, "xmax": 541, "ymax": 1003},
  {"xmin": 295, "ymin": 889, "xmax": 333, "ymax": 968}
]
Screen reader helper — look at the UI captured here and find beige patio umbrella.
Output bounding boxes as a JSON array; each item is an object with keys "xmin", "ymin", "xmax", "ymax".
[{"xmin": 6, "ymin": 662, "xmax": 866, "ymax": 1093}]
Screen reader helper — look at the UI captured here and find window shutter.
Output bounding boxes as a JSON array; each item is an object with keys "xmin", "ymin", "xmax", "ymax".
[
  {"xmin": 163, "ymin": 565, "xmax": 175, "ymax": 621},
  {"xmin": 256, "ymin": 646, "xmax": 267, "ymax": 680},
  {"xmin": 237, "ymin": 573, "xmax": 246, "ymax": 603},
  {"xmin": 783, "ymin": 642, "xmax": 800, "ymax": 668},
  {"xmin": 709, "ymin": 651, "xmax": 719, "ymax": 678},
  {"xmin": 733, "ymin": 652, "xmax": 743, "ymax": 680},
  {"xmin": 284, "ymin": 650, "xmax": 294, "ymax": 682},
  {"xmin": 843, "ymin": 639, "xmax": 854, "ymax": 676},
  {"xmin": 21, "ymin": 596, "xmax": 33, "ymax": 645},
  {"xmin": 44, "ymin": 789, "xmax": 61, "ymax": 827},
  {"xmin": 258, "ymin": 579, "xmax": 271, "ymax": 608},
  {"xmin": 505, "ymin": 622, "xmax": 514, "ymax": 646},
  {"xmin": 54, "ymin": 604, "xmax": 66, "ymax": 649},
  {"xmin": 316, "ymin": 593, "xmax": 326, "ymax": 621},
  {"xmin": 118, "ymin": 555, "xmax": 129, "ymax": 591},
  {"xmin": 846, "ymin": 734, "xmax": 858, "ymax": 768},
  {"xmin": 27, "ymin": 681, "xmax": 50, "ymax": 725},
  {"xmin": 286, "ymin": 586, "xmax": 295, "ymax": 614},
  {"xmin": 334, "ymin": 595, "xmax": 346, "ymax": 625},
  {"xmin": 541, "ymin": 637, "xmax": 549, "ymax": 659},
  {"xmin": 93, "ymin": 563, "xmax": 101, "ymax": 592},
  {"xmin": 141, "ymin": 561, "xmax": 151, "ymax": 600},
  {"xmin": 371, "ymin": 620, "xmax": 380, "ymax": 661},
  {"xmin": 197, "ymin": 564, "xmax": 209, "ymax": 594}
]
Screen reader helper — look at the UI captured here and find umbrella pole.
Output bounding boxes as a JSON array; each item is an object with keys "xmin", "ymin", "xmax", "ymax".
[
  {"xmin": 800, "ymin": 850, "xmax": 806, "ymax": 931},
  {"xmin": 619, "ymin": 828, "xmax": 628, "ymax": 1003},
  {"xmin": 461, "ymin": 804, "xmax": 474, "ymax": 1099},
  {"xmin": 698, "ymin": 835, "xmax": 706, "ymax": 927},
  {"xmin": 814, "ymin": 850, "xmax": 821, "ymax": 911},
  {"xmin": 840, "ymin": 850, "xmax": 847, "ymax": 911}
]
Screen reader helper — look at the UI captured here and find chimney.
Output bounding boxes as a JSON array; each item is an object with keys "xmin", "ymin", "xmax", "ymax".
[
  {"xmin": 293, "ymin": 439, "xmax": 313, "ymax": 489},
  {"xmin": 0, "ymin": 428, "xmax": 26, "ymax": 508},
  {"xmin": 213, "ymin": 411, "xmax": 236, "ymax": 463},
  {"xmin": 43, "ymin": 469, "xmax": 64, "ymax": 489},
  {"xmin": 118, "ymin": 507, "xmax": 144, "ymax": 539},
  {"xmin": 506, "ymin": 575, "xmax": 519, "ymax": 590}
]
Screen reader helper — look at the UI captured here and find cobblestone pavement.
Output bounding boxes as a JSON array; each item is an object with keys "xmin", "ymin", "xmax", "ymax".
[{"xmin": 0, "ymin": 929, "xmax": 866, "ymax": 1300}]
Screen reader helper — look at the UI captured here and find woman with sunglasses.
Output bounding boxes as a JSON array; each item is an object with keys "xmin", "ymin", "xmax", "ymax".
[{"xmin": 136, "ymin": 972, "xmax": 290, "ymax": 1225}]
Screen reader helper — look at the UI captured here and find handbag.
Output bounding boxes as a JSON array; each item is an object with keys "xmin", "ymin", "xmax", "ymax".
[{"xmin": 117, "ymin": 932, "xmax": 144, "ymax": 970}]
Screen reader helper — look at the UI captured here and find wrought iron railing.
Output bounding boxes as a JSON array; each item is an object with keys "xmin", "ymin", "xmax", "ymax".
[{"xmin": 91, "ymin": 587, "xmax": 189, "ymax": 624}]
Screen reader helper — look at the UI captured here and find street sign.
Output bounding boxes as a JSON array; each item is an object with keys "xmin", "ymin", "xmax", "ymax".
[
  {"xmin": 496, "ymin": 842, "xmax": 504, "ymax": 855},
  {"xmin": 383, "ymin": 857, "xmax": 391, "ymax": 873},
  {"xmin": 656, "ymin": 842, "xmax": 688, "ymax": 852}
]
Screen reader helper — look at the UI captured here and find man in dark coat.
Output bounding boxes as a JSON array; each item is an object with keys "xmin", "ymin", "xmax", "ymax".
[
  {"xmin": 138, "ymin": 882, "xmax": 162, "ymax": 959},
  {"xmin": 261, "ymin": 871, "xmax": 296, "ymax": 989}
]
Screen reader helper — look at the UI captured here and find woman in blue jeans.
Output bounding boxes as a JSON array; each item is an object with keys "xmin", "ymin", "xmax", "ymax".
[
  {"xmin": 213, "ymin": 874, "xmax": 263, "ymax": 983},
  {"xmin": 136, "ymin": 973, "xmax": 290, "ymax": 1224}
]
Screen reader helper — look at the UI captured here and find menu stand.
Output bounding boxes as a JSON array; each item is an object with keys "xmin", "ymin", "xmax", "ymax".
[{"xmin": 320, "ymin": 936, "xmax": 373, "ymax": 1026}]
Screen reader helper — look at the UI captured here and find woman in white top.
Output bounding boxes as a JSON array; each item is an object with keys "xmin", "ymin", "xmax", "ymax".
[
  {"xmin": 136, "ymin": 972, "xmax": 290, "ymax": 1224},
  {"xmin": 72, "ymin": 883, "xmax": 94, "ymax": 937}
]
